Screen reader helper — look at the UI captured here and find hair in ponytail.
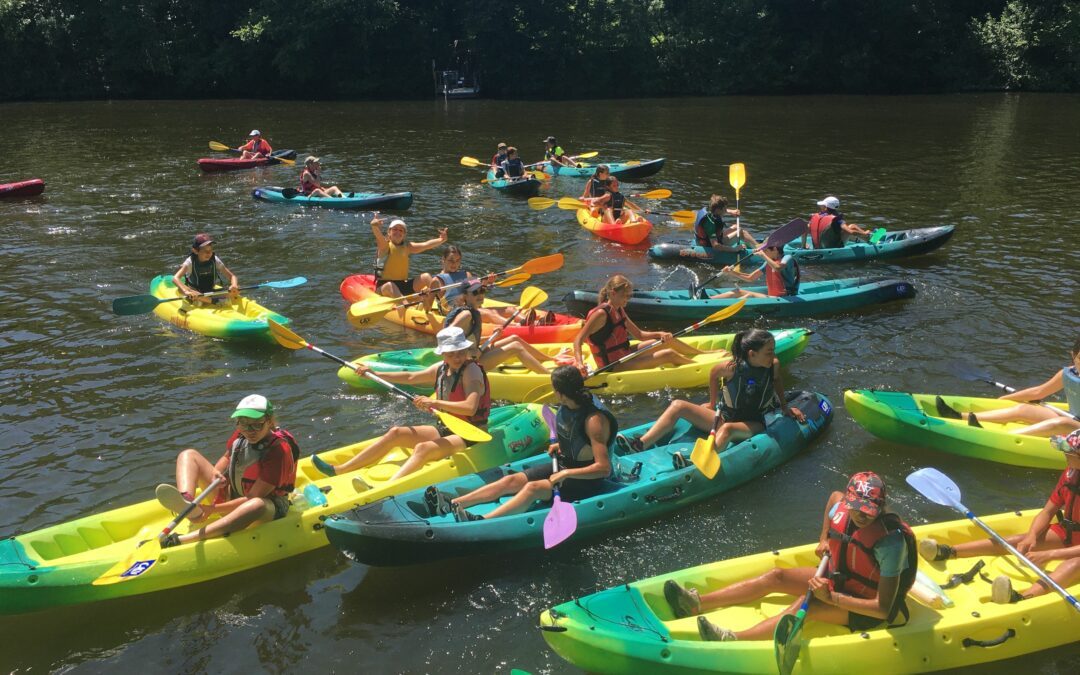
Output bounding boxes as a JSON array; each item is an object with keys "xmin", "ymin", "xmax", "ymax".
[
  {"xmin": 591, "ymin": 164, "xmax": 610, "ymax": 180},
  {"xmin": 731, "ymin": 328, "xmax": 774, "ymax": 366},
  {"xmin": 598, "ymin": 274, "xmax": 632, "ymax": 304},
  {"xmin": 551, "ymin": 365, "xmax": 593, "ymax": 407}
]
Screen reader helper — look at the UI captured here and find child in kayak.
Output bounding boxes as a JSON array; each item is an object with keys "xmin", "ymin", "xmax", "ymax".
[
  {"xmin": 238, "ymin": 130, "xmax": 272, "ymax": 159},
  {"xmin": 154, "ymin": 395, "xmax": 299, "ymax": 548},
  {"xmin": 445, "ymin": 366, "xmax": 617, "ymax": 521},
  {"xmin": 172, "ymin": 233, "xmax": 238, "ymax": 304},
  {"xmin": 501, "ymin": 147, "xmax": 527, "ymax": 179},
  {"xmin": 572, "ymin": 274, "xmax": 715, "ymax": 373},
  {"xmin": 490, "ymin": 142, "xmax": 509, "ymax": 178},
  {"xmin": 371, "ymin": 215, "xmax": 447, "ymax": 302},
  {"xmin": 664, "ymin": 472, "xmax": 916, "ymax": 641},
  {"xmin": 920, "ymin": 429, "xmax": 1080, "ymax": 605},
  {"xmin": 616, "ymin": 328, "xmax": 805, "ymax": 454},
  {"xmin": 581, "ymin": 164, "xmax": 609, "ymax": 202},
  {"xmin": 937, "ymin": 337, "xmax": 1080, "ymax": 436},
  {"xmin": 426, "ymin": 245, "xmax": 558, "ymax": 325},
  {"xmin": 800, "ymin": 196, "xmax": 871, "ymax": 249},
  {"xmin": 693, "ymin": 194, "xmax": 747, "ymax": 251},
  {"xmin": 709, "ymin": 243, "xmax": 800, "ymax": 299},
  {"xmin": 543, "ymin": 136, "xmax": 576, "ymax": 168},
  {"xmin": 299, "ymin": 156, "xmax": 344, "ymax": 198},
  {"xmin": 311, "ymin": 327, "xmax": 489, "ymax": 481},
  {"xmin": 446, "ymin": 279, "xmax": 551, "ymax": 374},
  {"xmin": 593, "ymin": 177, "xmax": 643, "ymax": 225}
]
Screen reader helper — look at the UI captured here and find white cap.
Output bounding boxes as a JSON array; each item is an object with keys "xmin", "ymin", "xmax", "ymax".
[
  {"xmin": 388, "ymin": 219, "xmax": 407, "ymax": 230},
  {"xmin": 816, "ymin": 196, "xmax": 840, "ymax": 210},
  {"xmin": 231, "ymin": 394, "xmax": 274, "ymax": 419},
  {"xmin": 434, "ymin": 326, "xmax": 473, "ymax": 354},
  {"xmin": 249, "ymin": 129, "xmax": 261, "ymax": 136}
]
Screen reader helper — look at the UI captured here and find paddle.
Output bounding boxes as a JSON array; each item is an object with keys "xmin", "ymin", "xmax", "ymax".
[
  {"xmin": 111, "ymin": 277, "xmax": 308, "ymax": 316},
  {"xmin": 267, "ymin": 319, "xmax": 492, "ymax": 443},
  {"xmin": 729, "ymin": 162, "xmax": 746, "ymax": 240},
  {"xmin": 869, "ymin": 228, "xmax": 886, "ymax": 244},
  {"xmin": 479, "ymin": 286, "xmax": 548, "ymax": 352},
  {"xmin": 349, "ymin": 272, "xmax": 533, "ymax": 325},
  {"xmin": 774, "ymin": 555, "xmax": 831, "ymax": 674},
  {"xmin": 540, "ymin": 405, "xmax": 577, "ymax": 548},
  {"xmin": 212, "ymin": 140, "xmax": 295, "ymax": 165},
  {"xmin": 525, "ymin": 299, "xmax": 748, "ymax": 404},
  {"xmin": 948, "ymin": 363, "xmax": 1079, "ymax": 422},
  {"xmin": 348, "ymin": 253, "xmax": 564, "ymax": 325},
  {"xmin": 93, "ymin": 477, "xmax": 225, "ymax": 586},
  {"xmin": 689, "ymin": 218, "xmax": 809, "ymax": 298},
  {"xmin": 906, "ymin": 467, "xmax": 1080, "ymax": 613},
  {"xmin": 689, "ymin": 406, "xmax": 723, "ymax": 479},
  {"xmin": 461, "ymin": 156, "xmax": 548, "ymax": 182}
]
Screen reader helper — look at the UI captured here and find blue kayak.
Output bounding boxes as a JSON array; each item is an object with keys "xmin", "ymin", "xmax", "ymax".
[
  {"xmin": 252, "ymin": 187, "xmax": 413, "ymax": 210},
  {"xmin": 539, "ymin": 158, "xmax": 666, "ymax": 181},
  {"xmin": 485, "ymin": 170, "xmax": 541, "ymax": 196},
  {"xmin": 323, "ymin": 390, "xmax": 832, "ymax": 566}
]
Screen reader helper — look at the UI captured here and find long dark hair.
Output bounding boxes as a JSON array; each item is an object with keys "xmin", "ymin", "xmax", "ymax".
[
  {"xmin": 591, "ymin": 164, "xmax": 610, "ymax": 180},
  {"xmin": 1072, "ymin": 335, "xmax": 1080, "ymax": 358},
  {"xmin": 551, "ymin": 365, "xmax": 593, "ymax": 407},
  {"xmin": 732, "ymin": 329, "xmax": 774, "ymax": 366}
]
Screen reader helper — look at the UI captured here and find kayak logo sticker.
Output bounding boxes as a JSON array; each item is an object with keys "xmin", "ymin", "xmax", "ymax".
[
  {"xmin": 819, "ymin": 398, "xmax": 832, "ymax": 415},
  {"xmin": 508, "ymin": 435, "xmax": 534, "ymax": 453},
  {"xmin": 120, "ymin": 560, "xmax": 156, "ymax": 578}
]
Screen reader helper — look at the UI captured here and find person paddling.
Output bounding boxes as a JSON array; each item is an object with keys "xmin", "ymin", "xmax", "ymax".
[
  {"xmin": 543, "ymin": 136, "xmax": 576, "ymax": 168},
  {"xmin": 311, "ymin": 327, "xmax": 490, "ymax": 480},
  {"xmin": 801, "ymin": 196, "xmax": 871, "ymax": 249},
  {"xmin": 445, "ymin": 366, "xmax": 617, "ymax": 521},
  {"xmin": 371, "ymin": 215, "xmax": 447, "ymax": 303},
  {"xmin": 581, "ymin": 164, "xmax": 610, "ymax": 202},
  {"xmin": 616, "ymin": 329, "xmax": 805, "ymax": 454},
  {"xmin": 572, "ymin": 274, "xmax": 716, "ymax": 374},
  {"xmin": 238, "ymin": 130, "xmax": 272, "ymax": 160},
  {"xmin": 664, "ymin": 472, "xmax": 916, "ymax": 641},
  {"xmin": 920, "ymin": 429, "xmax": 1080, "ymax": 605},
  {"xmin": 172, "ymin": 233, "xmax": 238, "ymax": 305},
  {"xmin": 709, "ymin": 243, "xmax": 800, "ymax": 299},
  {"xmin": 299, "ymin": 156, "xmax": 344, "ymax": 198},
  {"xmin": 501, "ymin": 147, "xmax": 527, "ymax": 180},
  {"xmin": 426, "ymin": 245, "xmax": 557, "ymax": 325},
  {"xmin": 936, "ymin": 336, "xmax": 1080, "ymax": 435},
  {"xmin": 694, "ymin": 194, "xmax": 749, "ymax": 251},
  {"xmin": 154, "ymin": 395, "xmax": 299, "ymax": 548},
  {"xmin": 490, "ymin": 142, "xmax": 509, "ymax": 178},
  {"xmin": 446, "ymin": 279, "xmax": 551, "ymax": 374}
]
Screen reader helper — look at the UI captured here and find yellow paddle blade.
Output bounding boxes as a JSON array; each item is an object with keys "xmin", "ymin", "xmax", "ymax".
[
  {"xmin": 435, "ymin": 410, "xmax": 492, "ymax": 443},
  {"xmin": 93, "ymin": 538, "xmax": 163, "ymax": 586},
  {"xmin": 519, "ymin": 286, "xmax": 548, "ymax": 309},
  {"xmin": 729, "ymin": 162, "xmax": 746, "ymax": 194},
  {"xmin": 671, "ymin": 210, "xmax": 697, "ymax": 225},
  {"xmin": 496, "ymin": 272, "xmax": 532, "ymax": 287},
  {"xmin": 267, "ymin": 318, "xmax": 308, "ymax": 350},
  {"xmin": 515, "ymin": 253, "xmax": 564, "ymax": 276},
  {"xmin": 528, "ymin": 197, "xmax": 557, "ymax": 210},
  {"xmin": 557, "ymin": 197, "xmax": 590, "ymax": 210},
  {"xmin": 690, "ymin": 435, "xmax": 721, "ymax": 478},
  {"xmin": 209, "ymin": 141, "xmax": 230, "ymax": 151},
  {"xmin": 460, "ymin": 156, "xmax": 484, "ymax": 168},
  {"xmin": 700, "ymin": 297, "xmax": 748, "ymax": 325},
  {"xmin": 574, "ymin": 151, "xmax": 598, "ymax": 159},
  {"xmin": 275, "ymin": 156, "xmax": 295, "ymax": 166},
  {"xmin": 530, "ymin": 171, "xmax": 551, "ymax": 181},
  {"xmin": 636, "ymin": 189, "xmax": 672, "ymax": 199},
  {"xmin": 524, "ymin": 383, "xmax": 557, "ymax": 405},
  {"xmin": 348, "ymin": 296, "xmax": 401, "ymax": 325}
]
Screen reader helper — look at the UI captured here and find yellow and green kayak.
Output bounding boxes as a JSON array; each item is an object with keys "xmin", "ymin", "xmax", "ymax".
[
  {"xmin": 844, "ymin": 390, "xmax": 1069, "ymax": 470},
  {"xmin": 0, "ymin": 404, "xmax": 546, "ymax": 615},
  {"xmin": 541, "ymin": 509, "xmax": 1080, "ymax": 674},
  {"xmin": 149, "ymin": 275, "xmax": 290, "ymax": 341}
]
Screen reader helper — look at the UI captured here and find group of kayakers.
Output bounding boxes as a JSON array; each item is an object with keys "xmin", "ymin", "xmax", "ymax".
[{"xmin": 489, "ymin": 136, "xmax": 580, "ymax": 180}]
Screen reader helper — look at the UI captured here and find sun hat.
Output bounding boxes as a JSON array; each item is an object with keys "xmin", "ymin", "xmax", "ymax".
[
  {"xmin": 843, "ymin": 471, "xmax": 886, "ymax": 517},
  {"xmin": 434, "ymin": 326, "xmax": 473, "ymax": 354},
  {"xmin": 231, "ymin": 394, "xmax": 274, "ymax": 419},
  {"xmin": 816, "ymin": 196, "xmax": 840, "ymax": 210}
]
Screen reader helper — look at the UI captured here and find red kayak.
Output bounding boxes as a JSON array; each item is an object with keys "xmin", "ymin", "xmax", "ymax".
[
  {"xmin": 0, "ymin": 178, "xmax": 45, "ymax": 198},
  {"xmin": 340, "ymin": 274, "xmax": 582, "ymax": 343}
]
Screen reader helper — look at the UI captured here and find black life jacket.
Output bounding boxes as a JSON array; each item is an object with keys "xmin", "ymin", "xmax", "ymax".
[
  {"xmin": 555, "ymin": 396, "xmax": 618, "ymax": 473},
  {"xmin": 719, "ymin": 360, "xmax": 776, "ymax": 422},
  {"xmin": 608, "ymin": 190, "xmax": 625, "ymax": 219},
  {"xmin": 587, "ymin": 177, "xmax": 607, "ymax": 198},
  {"xmin": 185, "ymin": 253, "xmax": 223, "ymax": 293},
  {"xmin": 445, "ymin": 306, "xmax": 483, "ymax": 349}
]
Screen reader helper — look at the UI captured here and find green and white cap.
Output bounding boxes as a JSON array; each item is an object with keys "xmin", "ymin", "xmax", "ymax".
[{"xmin": 231, "ymin": 394, "xmax": 274, "ymax": 419}]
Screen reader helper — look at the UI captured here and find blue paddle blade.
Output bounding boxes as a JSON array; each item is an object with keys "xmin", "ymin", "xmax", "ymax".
[{"xmin": 263, "ymin": 276, "xmax": 307, "ymax": 289}]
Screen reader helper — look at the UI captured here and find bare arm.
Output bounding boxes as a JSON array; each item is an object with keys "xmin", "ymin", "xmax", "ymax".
[
  {"xmin": 355, "ymin": 361, "xmax": 439, "ymax": 387},
  {"xmin": 574, "ymin": 310, "xmax": 607, "ymax": 366},
  {"xmin": 431, "ymin": 364, "xmax": 484, "ymax": 417},
  {"xmin": 216, "ymin": 259, "xmax": 238, "ymax": 292},
  {"xmin": 408, "ymin": 228, "xmax": 449, "ymax": 254},
  {"xmin": 552, "ymin": 414, "xmax": 612, "ymax": 482},
  {"xmin": 772, "ymin": 360, "xmax": 805, "ymax": 421},
  {"xmin": 1001, "ymin": 371, "xmax": 1064, "ymax": 402},
  {"xmin": 708, "ymin": 359, "xmax": 735, "ymax": 409},
  {"xmin": 370, "ymin": 218, "xmax": 388, "ymax": 256},
  {"xmin": 172, "ymin": 259, "xmax": 196, "ymax": 296}
]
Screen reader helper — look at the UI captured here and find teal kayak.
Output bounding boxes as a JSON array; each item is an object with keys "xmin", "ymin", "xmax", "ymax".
[
  {"xmin": 324, "ymin": 390, "xmax": 832, "ymax": 565},
  {"xmin": 252, "ymin": 187, "xmax": 412, "ymax": 210},
  {"xmin": 485, "ymin": 170, "xmax": 541, "ymax": 196},
  {"xmin": 539, "ymin": 158, "xmax": 666, "ymax": 181}
]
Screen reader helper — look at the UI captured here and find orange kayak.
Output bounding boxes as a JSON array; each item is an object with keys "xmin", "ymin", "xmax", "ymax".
[{"xmin": 576, "ymin": 209, "xmax": 652, "ymax": 245}]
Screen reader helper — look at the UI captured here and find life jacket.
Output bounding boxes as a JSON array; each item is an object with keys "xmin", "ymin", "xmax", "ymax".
[
  {"xmin": 1054, "ymin": 469, "xmax": 1080, "ymax": 546},
  {"xmin": 587, "ymin": 177, "xmax": 607, "ymax": 199},
  {"xmin": 224, "ymin": 428, "xmax": 300, "ymax": 498},
  {"xmin": 808, "ymin": 212, "xmax": 839, "ymax": 249},
  {"xmin": 719, "ymin": 359, "xmax": 776, "ymax": 422},
  {"xmin": 491, "ymin": 152, "xmax": 508, "ymax": 166},
  {"xmin": 694, "ymin": 208, "xmax": 723, "ymax": 247},
  {"xmin": 380, "ymin": 240, "xmax": 409, "ymax": 281},
  {"xmin": 299, "ymin": 168, "xmax": 319, "ymax": 194},
  {"xmin": 445, "ymin": 305, "xmax": 483, "ymax": 349},
  {"xmin": 555, "ymin": 395, "xmax": 618, "ymax": 474},
  {"xmin": 435, "ymin": 361, "xmax": 491, "ymax": 426},
  {"xmin": 764, "ymin": 257, "xmax": 800, "ymax": 297},
  {"xmin": 827, "ymin": 503, "xmax": 918, "ymax": 623},
  {"xmin": 544, "ymin": 146, "xmax": 565, "ymax": 161},
  {"xmin": 436, "ymin": 270, "xmax": 469, "ymax": 306},
  {"xmin": 504, "ymin": 158, "xmax": 525, "ymax": 178},
  {"xmin": 185, "ymin": 253, "xmax": 223, "ymax": 293},
  {"xmin": 585, "ymin": 303, "xmax": 632, "ymax": 367},
  {"xmin": 608, "ymin": 191, "xmax": 625, "ymax": 220},
  {"xmin": 242, "ymin": 138, "xmax": 271, "ymax": 155},
  {"xmin": 1063, "ymin": 366, "xmax": 1080, "ymax": 417}
]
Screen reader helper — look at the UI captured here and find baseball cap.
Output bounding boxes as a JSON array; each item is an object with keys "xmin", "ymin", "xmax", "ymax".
[
  {"xmin": 192, "ymin": 233, "xmax": 214, "ymax": 249},
  {"xmin": 434, "ymin": 326, "xmax": 473, "ymax": 354},
  {"xmin": 816, "ymin": 196, "xmax": 840, "ymax": 210},
  {"xmin": 1052, "ymin": 429, "xmax": 1080, "ymax": 456},
  {"xmin": 249, "ymin": 129, "xmax": 261, "ymax": 136},
  {"xmin": 231, "ymin": 394, "xmax": 274, "ymax": 419},
  {"xmin": 844, "ymin": 471, "xmax": 886, "ymax": 517},
  {"xmin": 543, "ymin": 136, "xmax": 557, "ymax": 143},
  {"xmin": 388, "ymin": 219, "xmax": 407, "ymax": 231}
]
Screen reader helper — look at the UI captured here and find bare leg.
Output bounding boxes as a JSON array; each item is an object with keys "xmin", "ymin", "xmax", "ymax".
[
  {"xmin": 392, "ymin": 435, "xmax": 467, "ymax": 480},
  {"xmin": 637, "ymin": 400, "xmax": 715, "ymax": 448},
  {"xmin": 451, "ymin": 472, "xmax": 529, "ymax": 508},
  {"xmin": 611, "ymin": 348, "xmax": 694, "ymax": 371},
  {"xmin": 699, "ymin": 566, "xmax": 816, "ymax": 611},
  {"xmin": 175, "ymin": 497, "xmax": 275, "ymax": 544},
  {"xmin": 975, "ymin": 403, "xmax": 1061, "ymax": 425},
  {"xmin": 733, "ymin": 598, "xmax": 852, "ymax": 641},
  {"xmin": 714, "ymin": 421, "xmax": 764, "ymax": 451},
  {"xmin": 1013, "ymin": 417, "xmax": 1080, "ymax": 437},
  {"xmin": 710, "ymin": 288, "xmax": 768, "ymax": 299},
  {"xmin": 175, "ymin": 449, "xmax": 218, "ymax": 497},
  {"xmin": 334, "ymin": 425, "xmax": 441, "ymax": 474},
  {"xmin": 481, "ymin": 338, "xmax": 550, "ymax": 374},
  {"xmin": 952, "ymin": 530, "xmax": 1064, "ymax": 558},
  {"xmin": 412, "ymin": 274, "xmax": 435, "ymax": 310},
  {"xmin": 1017, "ymin": 557, "xmax": 1080, "ymax": 599},
  {"xmin": 484, "ymin": 480, "xmax": 554, "ymax": 519}
]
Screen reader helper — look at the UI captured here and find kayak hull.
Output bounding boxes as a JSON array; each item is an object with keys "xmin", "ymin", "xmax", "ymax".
[
  {"xmin": 0, "ymin": 404, "xmax": 546, "ymax": 615},
  {"xmin": 337, "ymin": 328, "xmax": 812, "ymax": 402},
  {"xmin": 325, "ymin": 390, "xmax": 832, "ymax": 566},
  {"xmin": 563, "ymin": 277, "xmax": 916, "ymax": 322},
  {"xmin": 0, "ymin": 178, "xmax": 45, "ymax": 198},
  {"xmin": 339, "ymin": 274, "xmax": 582, "ymax": 343},
  {"xmin": 576, "ymin": 208, "xmax": 652, "ymax": 245},
  {"xmin": 539, "ymin": 158, "xmax": 666, "ymax": 181},
  {"xmin": 485, "ymin": 170, "xmax": 541, "ymax": 196},
  {"xmin": 197, "ymin": 151, "xmax": 295, "ymax": 173},
  {"xmin": 148, "ymin": 276, "xmax": 291, "ymax": 342},
  {"xmin": 648, "ymin": 225, "xmax": 955, "ymax": 266},
  {"xmin": 539, "ymin": 509, "xmax": 1078, "ymax": 674},
  {"xmin": 252, "ymin": 187, "xmax": 413, "ymax": 210},
  {"xmin": 844, "ymin": 389, "xmax": 1069, "ymax": 470}
]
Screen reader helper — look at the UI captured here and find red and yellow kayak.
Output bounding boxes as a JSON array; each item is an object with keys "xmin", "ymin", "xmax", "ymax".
[{"xmin": 576, "ymin": 208, "xmax": 652, "ymax": 245}]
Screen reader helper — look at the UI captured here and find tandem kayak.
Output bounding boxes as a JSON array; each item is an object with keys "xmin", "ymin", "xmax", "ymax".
[
  {"xmin": 540, "ymin": 509, "xmax": 1078, "ymax": 674},
  {"xmin": 252, "ymin": 187, "xmax": 413, "ymax": 210},
  {"xmin": 485, "ymin": 169, "xmax": 541, "ymax": 196},
  {"xmin": 324, "ymin": 390, "xmax": 832, "ymax": 566},
  {"xmin": 0, "ymin": 178, "xmax": 45, "ymax": 198},
  {"xmin": 844, "ymin": 389, "xmax": 1071, "ymax": 470},
  {"xmin": 148, "ymin": 275, "xmax": 291, "ymax": 342},
  {"xmin": 576, "ymin": 208, "xmax": 652, "ymax": 245},
  {"xmin": 563, "ymin": 277, "xmax": 916, "ymax": 323},
  {"xmin": 538, "ymin": 158, "xmax": 666, "ymax": 181},
  {"xmin": 648, "ymin": 225, "xmax": 955, "ymax": 266},
  {"xmin": 337, "ymin": 328, "xmax": 812, "ymax": 402},
  {"xmin": 197, "ymin": 150, "xmax": 296, "ymax": 173},
  {"xmin": 0, "ymin": 404, "xmax": 546, "ymax": 615},
  {"xmin": 339, "ymin": 274, "xmax": 582, "ymax": 343}
]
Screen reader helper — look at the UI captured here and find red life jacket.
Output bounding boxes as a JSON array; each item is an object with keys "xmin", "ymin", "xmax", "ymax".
[
  {"xmin": 299, "ymin": 169, "xmax": 318, "ymax": 194},
  {"xmin": 223, "ymin": 427, "xmax": 300, "ymax": 498},
  {"xmin": 808, "ymin": 213, "xmax": 836, "ymax": 248},
  {"xmin": 585, "ymin": 303, "xmax": 631, "ymax": 367},
  {"xmin": 1054, "ymin": 469, "xmax": 1080, "ymax": 545},
  {"xmin": 242, "ymin": 138, "xmax": 272, "ymax": 155},
  {"xmin": 827, "ymin": 503, "xmax": 917, "ymax": 623},
  {"xmin": 764, "ymin": 258, "xmax": 800, "ymax": 297},
  {"xmin": 436, "ymin": 361, "xmax": 491, "ymax": 426}
]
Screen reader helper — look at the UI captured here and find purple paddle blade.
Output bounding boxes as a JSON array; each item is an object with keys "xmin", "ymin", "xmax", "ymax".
[{"xmin": 543, "ymin": 490, "xmax": 577, "ymax": 549}]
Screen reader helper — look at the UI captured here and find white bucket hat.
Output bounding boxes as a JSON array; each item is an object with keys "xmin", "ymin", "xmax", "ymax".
[{"xmin": 434, "ymin": 326, "xmax": 473, "ymax": 354}]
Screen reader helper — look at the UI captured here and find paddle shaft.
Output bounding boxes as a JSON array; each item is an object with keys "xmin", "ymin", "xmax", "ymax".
[
  {"xmin": 160, "ymin": 477, "xmax": 224, "ymax": 541},
  {"xmin": 986, "ymin": 379, "xmax": 1080, "ymax": 421},
  {"xmin": 480, "ymin": 306, "xmax": 524, "ymax": 352},
  {"xmin": 363, "ymin": 255, "xmax": 558, "ymax": 309},
  {"xmin": 588, "ymin": 313, "xmax": 717, "ymax": 379},
  {"xmin": 300, "ymin": 341, "xmax": 424, "ymax": 405}
]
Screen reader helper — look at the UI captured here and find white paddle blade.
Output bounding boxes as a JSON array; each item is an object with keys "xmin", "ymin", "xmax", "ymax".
[{"xmin": 906, "ymin": 467, "xmax": 963, "ymax": 509}]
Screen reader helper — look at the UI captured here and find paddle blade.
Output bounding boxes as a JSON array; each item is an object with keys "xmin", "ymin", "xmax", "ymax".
[
  {"xmin": 111, "ymin": 294, "xmax": 162, "ymax": 316},
  {"xmin": 671, "ymin": 210, "xmax": 697, "ymax": 225},
  {"xmin": 435, "ymin": 411, "xmax": 492, "ymax": 443},
  {"xmin": 541, "ymin": 405, "xmax": 557, "ymax": 436},
  {"xmin": 906, "ymin": 467, "xmax": 964, "ymax": 510},
  {"xmin": 267, "ymin": 318, "xmax": 308, "ymax": 350},
  {"xmin": 729, "ymin": 162, "xmax": 746, "ymax": 192},
  {"xmin": 460, "ymin": 156, "xmax": 483, "ymax": 168},
  {"xmin": 763, "ymin": 219, "xmax": 809, "ymax": 249},
  {"xmin": 636, "ymin": 189, "xmax": 672, "ymax": 199},
  {"xmin": 528, "ymin": 197, "xmax": 557, "ymax": 210},
  {"xmin": 93, "ymin": 539, "xmax": 162, "ymax": 586},
  {"xmin": 574, "ymin": 151, "xmax": 598, "ymax": 159},
  {"xmin": 209, "ymin": 141, "xmax": 231, "ymax": 151},
  {"xmin": 348, "ymin": 296, "xmax": 398, "ymax": 324},
  {"xmin": 524, "ymin": 383, "xmax": 557, "ymax": 405},
  {"xmin": 869, "ymin": 228, "xmax": 886, "ymax": 244},
  {"xmin": 773, "ymin": 613, "xmax": 803, "ymax": 675},
  {"xmin": 518, "ymin": 253, "xmax": 565, "ymax": 276},
  {"xmin": 557, "ymin": 197, "xmax": 589, "ymax": 211},
  {"xmin": 496, "ymin": 272, "xmax": 532, "ymax": 287},
  {"xmin": 543, "ymin": 494, "xmax": 577, "ymax": 549},
  {"xmin": 698, "ymin": 297, "xmax": 749, "ymax": 327},
  {"xmin": 690, "ymin": 436, "xmax": 720, "ymax": 479},
  {"xmin": 519, "ymin": 286, "xmax": 548, "ymax": 310},
  {"xmin": 263, "ymin": 276, "xmax": 308, "ymax": 289}
]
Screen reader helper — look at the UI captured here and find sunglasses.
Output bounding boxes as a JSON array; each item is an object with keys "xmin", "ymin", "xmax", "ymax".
[
  {"xmin": 469, "ymin": 288, "xmax": 487, "ymax": 296},
  {"xmin": 236, "ymin": 418, "xmax": 267, "ymax": 431}
]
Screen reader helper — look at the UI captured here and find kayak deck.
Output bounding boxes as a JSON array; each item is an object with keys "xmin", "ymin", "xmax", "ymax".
[
  {"xmin": 148, "ymin": 276, "xmax": 291, "ymax": 341},
  {"xmin": 576, "ymin": 208, "xmax": 653, "ymax": 245}
]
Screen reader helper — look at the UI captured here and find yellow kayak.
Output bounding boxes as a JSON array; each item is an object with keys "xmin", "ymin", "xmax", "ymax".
[{"xmin": 149, "ymin": 275, "xmax": 290, "ymax": 341}]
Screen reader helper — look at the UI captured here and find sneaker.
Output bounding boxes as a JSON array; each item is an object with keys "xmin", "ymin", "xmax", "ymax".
[
  {"xmin": 155, "ymin": 484, "xmax": 204, "ymax": 520},
  {"xmin": 452, "ymin": 502, "xmax": 484, "ymax": 522},
  {"xmin": 918, "ymin": 538, "xmax": 956, "ymax": 562},
  {"xmin": 991, "ymin": 575, "xmax": 1022, "ymax": 604},
  {"xmin": 311, "ymin": 454, "xmax": 336, "ymax": 477},
  {"xmin": 697, "ymin": 616, "xmax": 737, "ymax": 642},
  {"xmin": 672, "ymin": 453, "xmax": 689, "ymax": 470},
  {"xmin": 663, "ymin": 580, "xmax": 701, "ymax": 618},
  {"xmin": 424, "ymin": 486, "xmax": 453, "ymax": 516},
  {"xmin": 967, "ymin": 413, "xmax": 983, "ymax": 428},
  {"xmin": 935, "ymin": 396, "xmax": 962, "ymax": 420},
  {"xmin": 615, "ymin": 434, "xmax": 645, "ymax": 455},
  {"xmin": 159, "ymin": 532, "xmax": 182, "ymax": 549}
]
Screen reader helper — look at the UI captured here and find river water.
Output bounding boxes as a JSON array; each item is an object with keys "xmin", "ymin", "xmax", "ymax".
[{"xmin": 1, "ymin": 95, "xmax": 1078, "ymax": 673}]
